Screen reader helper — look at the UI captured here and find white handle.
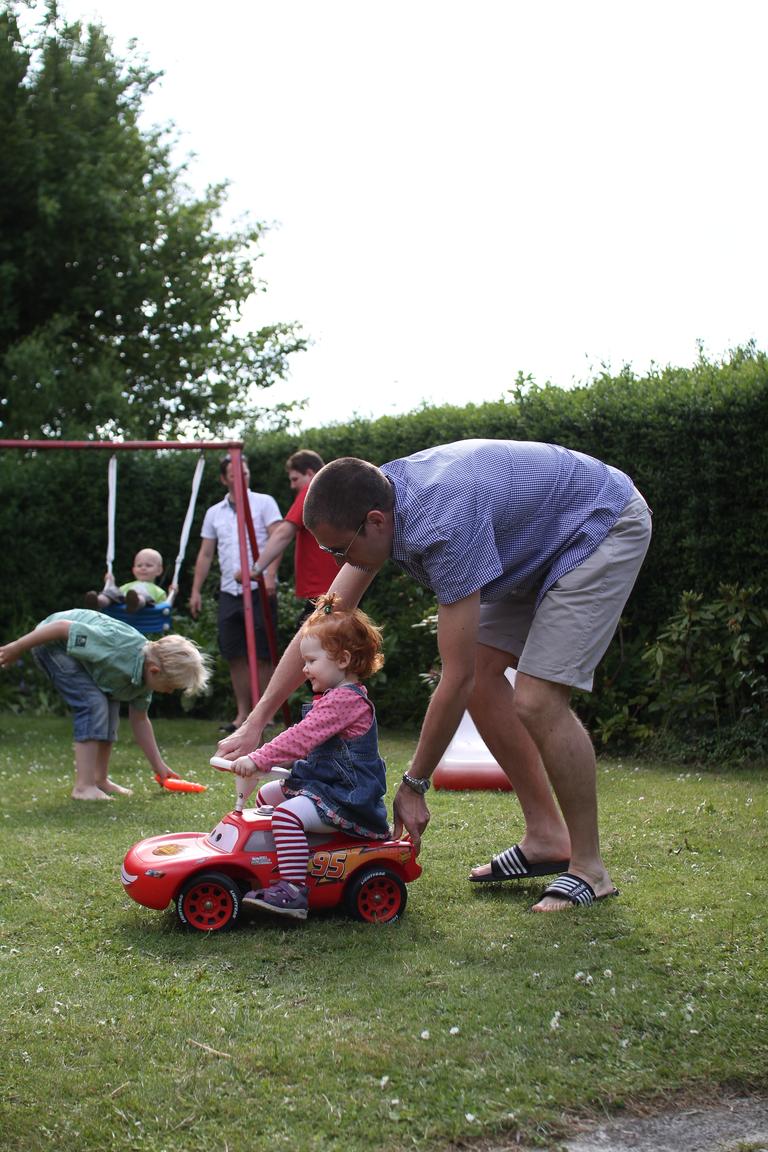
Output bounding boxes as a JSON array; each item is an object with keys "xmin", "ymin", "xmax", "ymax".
[
  {"xmin": 209, "ymin": 756, "xmax": 289, "ymax": 778},
  {"xmin": 210, "ymin": 756, "xmax": 235, "ymax": 771}
]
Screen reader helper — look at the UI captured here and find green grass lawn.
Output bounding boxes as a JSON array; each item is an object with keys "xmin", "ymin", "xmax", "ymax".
[{"xmin": 1, "ymin": 714, "xmax": 766, "ymax": 1152}]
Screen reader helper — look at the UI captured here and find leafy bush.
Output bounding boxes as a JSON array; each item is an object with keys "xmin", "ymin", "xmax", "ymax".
[
  {"xmin": 2, "ymin": 346, "xmax": 768, "ymax": 741},
  {"xmin": 643, "ymin": 584, "xmax": 768, "ymax": 732}
]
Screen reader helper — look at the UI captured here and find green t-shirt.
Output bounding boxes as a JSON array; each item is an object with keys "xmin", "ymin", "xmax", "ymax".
[
  {"xmin": 118, "ymin": 580, "xmax": 167, "ymax": 604},
  {"xmin": 39, "ymin": 609, "xmax": 152, "ymax": 710}
]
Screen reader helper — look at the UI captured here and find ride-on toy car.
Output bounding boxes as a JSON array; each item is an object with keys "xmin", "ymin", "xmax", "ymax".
[{"xmin": 120, "ymin": 759, "xmax": 421, "ymax": 931}]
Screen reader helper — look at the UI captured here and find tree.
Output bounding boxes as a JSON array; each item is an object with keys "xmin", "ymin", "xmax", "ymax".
[{"xmin": 0, "ymin": 1, "xmax": 306, "ymax": 439}]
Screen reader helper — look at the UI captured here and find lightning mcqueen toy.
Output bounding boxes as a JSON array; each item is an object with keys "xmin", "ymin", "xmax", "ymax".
[{"xmin": 121, "ymin": 764, "xmax": 421, "ymax": 931}]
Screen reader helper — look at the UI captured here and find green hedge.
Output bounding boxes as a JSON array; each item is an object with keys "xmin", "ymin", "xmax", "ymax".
[{"xmin": 1, "ymin": 345, "xmax": 767, "ymax": 732}]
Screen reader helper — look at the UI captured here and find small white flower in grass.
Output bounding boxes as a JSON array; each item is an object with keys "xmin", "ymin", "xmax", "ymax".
[
  {"xmin": 603, "ymin": 969, "xmax": 613, "ymax": 978},
  {"xmin": 619, "ymin": 1038, "xmax": 630, "ymax": 1048},
  {"xmin": 550, "ymin": 1011, "xmax": 561, "ymax": 1030},
  {"xmin": 449, "ymin": 1026, "xmax": 460, "ymax": 1035},
  {"xmin": 420, "ymin": 1030, "xmax": 430, "ymax": 1040},
  {"xmin": 465, "ymin": 1113, "xmax": 477, "ymax": 1123},
  {"xmin": 379, "ymin": 1076, "xmax": 389, "ymax": 1089},
  {"xmin": 36, "ymin": 985, "xmax": 44, "ymax": 994}
]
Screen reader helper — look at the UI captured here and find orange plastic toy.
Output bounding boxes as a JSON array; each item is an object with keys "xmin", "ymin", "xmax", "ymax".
[{"xmin": 155, "ymin": 772, "xmax": 207, "ymax": 794}]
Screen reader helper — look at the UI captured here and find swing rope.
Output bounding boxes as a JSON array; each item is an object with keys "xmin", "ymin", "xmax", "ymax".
[
  {"xmin": 106, "ymin": 454, "xmax": 118, "ymax": 583},
  {"xmin": 167, "ymin": 453, "xmax": 206, "ymax": 606},
  {"xmin": 104, "ymin": 453, "xmax": 206, "ymax": 607}
]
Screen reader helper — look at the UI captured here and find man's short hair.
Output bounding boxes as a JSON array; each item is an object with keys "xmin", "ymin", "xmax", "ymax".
[
  {"xmin": 286, "ymin": 449, "xmax": 325, "ymax": 475},
  {"xmin": 219, "ymin": 454, "xmax": 250, "ymax": 478},
  {"xmin": 303, "ymin": 458, "xmax": 393, "ymax": 531}
]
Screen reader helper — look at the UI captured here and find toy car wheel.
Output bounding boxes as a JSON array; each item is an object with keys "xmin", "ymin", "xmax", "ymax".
[
  {"xmin": 176, "ymin": 872, "xmax": 241, "ymax": 932},
  {"xmin": 344, "ymin": 867, "xmax": 407, "ymax": 924}
]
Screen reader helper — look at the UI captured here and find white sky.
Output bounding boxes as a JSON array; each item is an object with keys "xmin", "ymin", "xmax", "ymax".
[{"xmin": 58, "ymin": 0, "xmax": 768, "ymax": 430}]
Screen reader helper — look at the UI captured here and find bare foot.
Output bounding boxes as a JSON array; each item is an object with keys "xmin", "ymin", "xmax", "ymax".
[
  {"xmin": 101, "ymin": 778, "xmax": 134, "ymax": 797},
  {"xmin": 71, "ymin": 785, "xmax": 112, "ymax": 801}
]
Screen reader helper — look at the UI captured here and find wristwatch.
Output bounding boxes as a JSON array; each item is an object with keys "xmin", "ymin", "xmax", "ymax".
[{"xmin": 402, "ymin": 771, "xmax": 431, "ymax": 795}]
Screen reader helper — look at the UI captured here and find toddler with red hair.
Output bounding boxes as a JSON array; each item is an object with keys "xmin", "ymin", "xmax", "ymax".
[{"xmin": 232, "ymin": 593, "xmax": 387, "ymax": 920}]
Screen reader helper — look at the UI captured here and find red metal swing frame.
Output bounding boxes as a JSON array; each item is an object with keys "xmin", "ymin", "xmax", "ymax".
[{"xmin": 0, "ymin": 438, "xmax": 287, "ymax": 723}]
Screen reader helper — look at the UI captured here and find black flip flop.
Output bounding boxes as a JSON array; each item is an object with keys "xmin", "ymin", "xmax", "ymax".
[
  {"xmin": 469, "ymin": 844, "xmax": 570, "ymax": 883},
  {"xmin": 537, "ymin": 872, "xmax": 620, "ymax": 907}
]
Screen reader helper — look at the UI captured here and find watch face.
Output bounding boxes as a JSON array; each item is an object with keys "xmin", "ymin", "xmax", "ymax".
[{"xmin": 404, "ymin": 773, "xmax": 428, "ymax": 793}]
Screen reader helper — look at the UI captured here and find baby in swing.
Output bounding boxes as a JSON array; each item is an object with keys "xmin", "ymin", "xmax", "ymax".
[
  {"xmin": 231, "ymin": 593, "xmax": 389, "ymax": 921},
  {"xmin": 85, "ymin": 548, "xmax": 174, "ymax": 613}
]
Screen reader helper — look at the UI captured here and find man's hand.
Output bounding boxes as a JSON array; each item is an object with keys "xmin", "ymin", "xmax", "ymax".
[
  {"xmin": 188, "ymin": 590, "xmax": 202, "ymax": 618},
  {"xmin": 218, "ymin": 716, "xmax": 264, "ymax": 760},
  {"xmin": 392, "ymin": 783, "xmax": 431, "ymax": 855}
]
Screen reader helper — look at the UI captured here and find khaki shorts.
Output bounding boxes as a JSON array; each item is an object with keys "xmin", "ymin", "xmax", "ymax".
[{"xmin": 476, "ymin": 490, "xmax": 652, "ymax": 692}]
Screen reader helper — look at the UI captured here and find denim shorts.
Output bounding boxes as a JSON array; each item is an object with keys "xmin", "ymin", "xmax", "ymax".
[
  {"xmin": 476, "ymin": 490, "xmax": 652, "ymax": 692},
  {"xmin": 32, "ymin": 646, "xmax": 120, "ymax": 742}
]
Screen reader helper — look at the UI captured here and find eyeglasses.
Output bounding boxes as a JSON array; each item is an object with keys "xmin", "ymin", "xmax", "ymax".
[{"xmin": 318, "ymin": 515, "xmax": 368, "ymax": 561}]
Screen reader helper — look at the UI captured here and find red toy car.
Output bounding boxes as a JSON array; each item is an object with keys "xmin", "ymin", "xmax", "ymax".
[{"xmin": 121, "ymin": 803, "xmax": 421, "ymax": 932}]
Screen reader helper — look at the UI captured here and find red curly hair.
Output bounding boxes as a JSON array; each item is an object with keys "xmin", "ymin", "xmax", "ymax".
[{"xmin": 301, "ymin": 593, "xmax": 384, "ymax": 679}]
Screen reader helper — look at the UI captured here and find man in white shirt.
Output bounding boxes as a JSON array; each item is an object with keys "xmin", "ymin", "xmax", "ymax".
[{"xmin": 189, "ymin": 455, "xmax": 281, "ymax": 730}]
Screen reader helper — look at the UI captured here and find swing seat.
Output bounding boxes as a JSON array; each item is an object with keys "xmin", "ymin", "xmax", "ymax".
[{"xmin": 102, "ymin": 600, "xmax": 173, "ymax": 635}]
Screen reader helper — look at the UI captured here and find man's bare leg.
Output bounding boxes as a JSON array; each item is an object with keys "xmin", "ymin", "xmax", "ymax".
[
  {"xmin": 512, "ymin": 671, "xmax": 615, "ymax": 911},
  {"xmin": 468, "ymin": 645, "xmax": 570, "ymax": 876},
  {"xmin": 257, "ymin": 659, "xmax": 273, "ymax": 697},
  {"xmin": 72, "ymin": 740, "xmax": 112, "ymax": 801},
  {"xmin": 229, "ymin": 656, "xmax": 256, "ymax": 727},
  {"xmin": 229, "ymin": 656, "xmax": 275, "ymax": 729}
]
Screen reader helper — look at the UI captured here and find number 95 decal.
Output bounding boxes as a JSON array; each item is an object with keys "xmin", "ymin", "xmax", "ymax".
[{"xmin": 308, "ymin": 849, "xmax": 348, "ymax": 883}]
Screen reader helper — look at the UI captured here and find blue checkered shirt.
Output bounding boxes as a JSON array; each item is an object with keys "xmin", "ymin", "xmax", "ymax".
[{"xmin": 381, "ymin": 440, "xmax": 634, "ymax": 605}]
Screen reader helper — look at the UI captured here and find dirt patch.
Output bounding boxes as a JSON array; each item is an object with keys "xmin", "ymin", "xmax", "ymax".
[
  {"xmin": 559, "ymin": 1094, "xmax": 768, "ymax": 1152},
  {"xmin": 469, "ymin": 1093, "xmax": 768, "ymax": 1152}
]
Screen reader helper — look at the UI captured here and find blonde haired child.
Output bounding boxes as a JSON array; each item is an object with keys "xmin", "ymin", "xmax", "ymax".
[
  {"xmin": 232, "ymin": 593, "xmax": 387, "ymax": 920},
  {"xmin": 0, "ymin": 609, "xmax": 210, "ymax": 800}
]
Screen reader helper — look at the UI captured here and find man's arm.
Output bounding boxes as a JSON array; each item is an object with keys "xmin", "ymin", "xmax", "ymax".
[
  {"xmin": 392, "ymin": 592, "xmax": 480, "ymax": 852},
  {"xmin": 217, "ymin": 560, "xmax": 379, "ymax": 758},
  {"xmin": 234, "ymin": 520, "xmax": 297, "ymax": 586},
  {"xmin": 261, "ymin": 519, "xmax": 290, "ymax": 594},
  {"xmin": 0, "ymin": 620, "xmax": 71, "ymax": 667},
  {"xmin": 188, "ymin": 538, "xmax": 216, "ymax": 618}
]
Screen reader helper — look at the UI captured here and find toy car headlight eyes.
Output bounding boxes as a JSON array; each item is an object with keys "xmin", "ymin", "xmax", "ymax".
[{"xmin": 207, "ymin": 822, "xmax": 239, "ymax": 852}]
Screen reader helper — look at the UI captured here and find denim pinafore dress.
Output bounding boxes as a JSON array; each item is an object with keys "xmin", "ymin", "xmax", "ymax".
[{"xmin": 283, "ymin": 683, "xmax": 389, "ymax": 839}]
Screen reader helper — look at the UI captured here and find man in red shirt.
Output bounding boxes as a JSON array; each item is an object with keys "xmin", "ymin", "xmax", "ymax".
[{"xmin": 249, "ymin": 450, "xmax": 339, "ymax": 626}]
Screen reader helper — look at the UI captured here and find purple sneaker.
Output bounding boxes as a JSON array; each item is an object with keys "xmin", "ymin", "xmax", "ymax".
[{"xmin": 245, "ymin": 880, "xmax": 309, "ymax": 920}]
